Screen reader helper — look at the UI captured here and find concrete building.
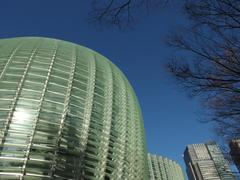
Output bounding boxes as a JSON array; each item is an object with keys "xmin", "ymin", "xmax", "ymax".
[
  {"xmin": 184, "ymin": 142, "xmax": 235, "ymax": 180},
  {"xmin": 0, "ymin": 37, "xmax": 148, "ymax": 179},
  {"xmin": 148, "ymin": 154, "xmax": 185, "ymax": 180}
]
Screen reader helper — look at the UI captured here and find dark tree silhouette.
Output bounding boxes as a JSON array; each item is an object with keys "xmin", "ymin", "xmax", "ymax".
[
  {"xmin": 89, "ymin": 0, "xmax": 240, "ymax": 142},
  {"xmin": 89, "ymin": 0, "xmax": 168, "ymax": 28},
  {"xmin": 167, "ymin": 0, "xmax": 240, "ymax": 142}
]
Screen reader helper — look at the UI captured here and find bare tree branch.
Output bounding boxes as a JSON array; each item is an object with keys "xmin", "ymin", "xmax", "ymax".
[
  {"xmin": 89, "ymin": 0, "xmax": 169, "ymax": 29},
  {"xmin": 168, "ymin": 0, "xmax": 240, "ymax": 142}
]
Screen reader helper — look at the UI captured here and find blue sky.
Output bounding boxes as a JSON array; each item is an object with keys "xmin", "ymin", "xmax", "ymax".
[{"xmin": 0, "ymin": 1, "xmax": 216, "ymax": 171}]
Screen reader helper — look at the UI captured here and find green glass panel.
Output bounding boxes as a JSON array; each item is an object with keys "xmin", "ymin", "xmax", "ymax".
[{"xmin": 0, "ymin": 37, "xmax": 148, "ymax": 179}]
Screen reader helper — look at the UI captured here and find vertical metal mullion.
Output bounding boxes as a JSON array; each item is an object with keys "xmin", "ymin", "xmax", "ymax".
[
  {"xmin": 97, "ymin": 60, "xmax": 113, "ymax": 179},
  {"xmin": 20, "ymin": 40, "xmax": 58, "ymax": 179},
  {"xmin": 0, "ymin": 44, "xmax": 39, "ymax": 147},
  {"xmin": 79, "ymin": 53, "xmax": 96, "ymax": 178},
  {"xmin": 132, "ymin": 95, "xmax": 139, "ymax": 178},
  {"xmin": 49, "ymin": 45, "xmax": 77, "ymax": 177},
  {"xmin": 0, "ymin": 41, "xmax": 23, "ymax": 80},
  {"xmin": 132, "ymin": 94, "xmax": 146, "ymax": 179},
  {"xmin": 119, "ymin": 74, "xmax": 128, "ymax": 179},
  {"xmin": 148, "ymin": 155, "xmax": 154, "ymax": 180},
  {"xmin": 123, "ymin": 80, "xmax": 135, "ymax": 179},
  {"xmin": 109, "ymin": 69, "xmax": 127, "ymax": 179},
  {"xmin": 156, "ymin": 156, "xmax": 162, "ymax": 179},
  {"xmin": 81, "ymin": 55, "xmax": 96, "ymax": 146},
  {"xmin": 121, "ymin": 77, "xmax": 131, "ymax": 179}
]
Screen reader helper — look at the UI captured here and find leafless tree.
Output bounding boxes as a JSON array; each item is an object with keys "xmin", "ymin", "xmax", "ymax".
[
  {"xmin": 89, "ymin": 0, "xmax": 168, "ymax": 29},
  {"xmin": 167, "ymin": 0, "xmax": 240, "ymax": 142},
  {"xmin": 89, "ymin": 0, "xmax": 240, "ymax": 143}
]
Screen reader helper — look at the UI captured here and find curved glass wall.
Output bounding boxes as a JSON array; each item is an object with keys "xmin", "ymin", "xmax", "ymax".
[
  {"xmin": 148, "ymin": 154, "xmax": 185, "ymax": 180},
  {"xmin": 0, "ymin": 37, "xmax": 148, "ymax": 179}
]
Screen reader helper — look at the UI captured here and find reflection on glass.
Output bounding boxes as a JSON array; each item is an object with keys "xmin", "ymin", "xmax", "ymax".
[{"xmin": 13, "ymin": 109, "xmax": 32, "ymax": 123}]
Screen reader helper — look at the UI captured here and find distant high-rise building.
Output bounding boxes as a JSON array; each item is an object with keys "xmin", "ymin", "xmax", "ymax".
[
  {"xmin": 184, "ymin": 142, "xmax": 235, "ymax": 180},
  {"xmin": 148, "ymin": 153, "xmax": 185, "ymax": 180},
  {"xmin": 230, "ymin": 139, "xmax": 240, "ymax": 172}
]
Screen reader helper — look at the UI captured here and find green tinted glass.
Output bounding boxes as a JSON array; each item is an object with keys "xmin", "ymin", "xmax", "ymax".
[{"xmin": 0, "ymin": 37, "xmax": 148, "ymax": 179}]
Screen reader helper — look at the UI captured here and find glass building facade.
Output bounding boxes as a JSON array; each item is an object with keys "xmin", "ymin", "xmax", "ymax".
[
  {"xmin": 0, "ymin": 37, "xmax": 148, "ymax": 179},
  {"xmin": 184, "ymin": 142, "xmax": 236, "ymax": 180},
  {"xmin": 147, "ymin": 154, "xmax": 185, "ymax": 180}
]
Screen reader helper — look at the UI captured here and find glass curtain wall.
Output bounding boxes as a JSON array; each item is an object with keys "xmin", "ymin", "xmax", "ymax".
[{"xmin": 0, "ymin": 37, "xmax": 148, "ymax": 180}]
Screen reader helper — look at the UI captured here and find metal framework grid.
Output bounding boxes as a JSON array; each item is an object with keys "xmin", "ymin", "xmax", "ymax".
[
  {"xmin": 148, "ymin": 154, "xmax": 185, "ymax": 180},
  {"xmin": 0, "ymin": 37, "xmax": 148, "ymax": 180}
]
